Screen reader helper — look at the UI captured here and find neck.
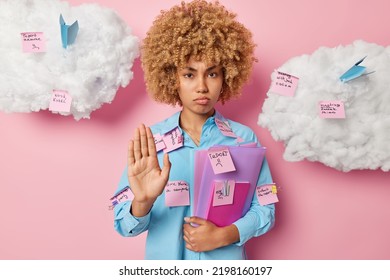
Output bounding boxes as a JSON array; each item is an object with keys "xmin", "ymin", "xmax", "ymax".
[
  {"xmin": 179, "ymin": 108, "xmax": 215, "ymax": 146},
  {"xmin": 179, "ymin": 108, "xmax": 215, "ymax": 131}
]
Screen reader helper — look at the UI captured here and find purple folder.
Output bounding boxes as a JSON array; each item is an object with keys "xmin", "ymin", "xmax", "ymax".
[{"xmin": 193, "ymin": 145, "xmax": 266, "ymax": 225}]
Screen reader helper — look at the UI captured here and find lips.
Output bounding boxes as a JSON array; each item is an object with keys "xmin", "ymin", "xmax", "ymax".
[{"xmin": 194, "ymin": 97, "xmax": 210, "ymax": 105}]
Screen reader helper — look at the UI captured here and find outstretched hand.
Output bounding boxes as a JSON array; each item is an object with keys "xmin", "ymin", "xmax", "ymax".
[{"xmin": 128, "ymin": 124, "xmax": 171, "ymax": 217}]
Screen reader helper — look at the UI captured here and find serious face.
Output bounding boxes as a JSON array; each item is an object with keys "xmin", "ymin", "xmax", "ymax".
[{"xmin": 177, "ymin": 57, "xmax": 223, "ymax": 118}]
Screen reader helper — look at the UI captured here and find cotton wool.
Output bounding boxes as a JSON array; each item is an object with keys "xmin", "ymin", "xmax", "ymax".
[
  {"xmin": 259, "ymin": 40, "xmax": 390, "ymax": 172},
  {"xmin": 0, "ymin": 0, "xmax": 139, "ymax": 120}
]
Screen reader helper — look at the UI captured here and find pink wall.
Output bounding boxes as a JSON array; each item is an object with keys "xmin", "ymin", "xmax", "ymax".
[{"xmin": 1, "ymin": 0, "xmax": 389, "ymax": 260}]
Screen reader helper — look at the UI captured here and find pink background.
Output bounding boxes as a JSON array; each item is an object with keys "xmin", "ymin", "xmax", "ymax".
[{"xmin": 1, "ymin": 0, "xmax": 389, "ymax": 260}]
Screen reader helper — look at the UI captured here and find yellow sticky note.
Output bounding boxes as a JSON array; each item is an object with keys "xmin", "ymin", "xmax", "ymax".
[{"xmin": 271, "ymin": 185, "xmax": 278, "ymax": 194}]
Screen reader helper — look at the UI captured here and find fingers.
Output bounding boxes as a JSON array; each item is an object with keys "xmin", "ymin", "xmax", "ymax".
[
  {"xmin": 139, "ymin": 124, "xmax": 149, "ymax": 157},
  {"xmin": 161, "ymin": 153, "xmax": 171, "ymax": 179},
  {"xmin": 128, "ymin": 140, "xmax": 135, "ymax": 165},
  {"xmin": 184, "ymin": 216, "xmax": 207, "ymax": 226},
  {"xmin": 146, "ymin": 126, "xmax": 156, "ymax": 157},
  {"xmin": 131, "ymin": 124, "xmax": 152, "ymax": 161},
  {"xmin": 133, "ymin": 126, "xmax": 141, "ymax": 160}
]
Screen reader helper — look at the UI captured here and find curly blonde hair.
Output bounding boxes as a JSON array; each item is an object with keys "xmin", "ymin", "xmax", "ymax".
[{"xmin": 141, "ymin": 0, "xmax": 256, "ymax": 106}]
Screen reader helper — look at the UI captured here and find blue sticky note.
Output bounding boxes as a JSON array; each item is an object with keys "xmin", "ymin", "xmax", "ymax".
[
  {"xmin": 339, "ymin": 56, "xmax": 368, "ymax": 82},
  {"xmin": 59, "ymin": 14, "xmax": 79, "ymax": 49}
]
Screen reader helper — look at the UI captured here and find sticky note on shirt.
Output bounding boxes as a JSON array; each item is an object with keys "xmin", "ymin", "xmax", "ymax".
[
  {"xmin": 256, "ymin": 184, "xmax": 279, "ymax": 206},
  {"xmin": 212, "ymin": 180, "xmax": 235, "ymax": 207},
  {"xmin": 215, "ymin": 118, "xmax": 236, "ymax": 138},
  {"xmin": 165, "ymin": 181, "xmax": 190, "ymax": 207},
  {"xmin": 162, "ymin": 127, "xmax": 183, "ymax": 153},
  {"xmin": 21, "ymin": 32, "xmax": 46, "ymax": 53},
  {"xmin": 208, "ymin": 147, "xmax": 236, "ymax": 174},
  {"xmin": 153, "ymin": 133, "xmax": 166, "ymax": 152},
  {"xmin": 49, "ymin": 90, "xmax": 72, "ymax": 113},
  {"xmin": 319, "ymin": 101, "xmax": 346, "ymax": 119},
  {"xmin": 109, "ymin": 187, "xmax": 134, "ymax": 210},
  {"xmin": 270, "ymin": 71, "xmax": 299, "ymax": 97}
]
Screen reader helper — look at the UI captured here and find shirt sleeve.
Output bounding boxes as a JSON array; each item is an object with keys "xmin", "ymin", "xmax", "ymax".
[
  {"xmin": 114, "ymin": 200, "xmax": 151, "ymax": 237},
  {"xmin": 232, "ymin": 128, "xmax": 276, "ymax": 246},
  {"xmin": 233, "ymin": 157, "xmax": 275, "ymax": 245},
  {"xmin": 113, "ymin": 168, "xmax": 151, "ymax": 237}
]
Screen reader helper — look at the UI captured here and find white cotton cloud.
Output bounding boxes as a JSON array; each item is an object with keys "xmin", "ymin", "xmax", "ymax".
[
  {"xmin": 0, "ymin": 0, "xmax": 139, "ymax": 120},
  {"xmin": 258, "ymin": 40, "xmax": 390, "ymax": 172}
]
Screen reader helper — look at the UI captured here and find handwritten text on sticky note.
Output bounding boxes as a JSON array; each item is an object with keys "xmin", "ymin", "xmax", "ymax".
[
  {"xmin": 49, "ymin": 90, "xmax": 72, "ymax": 113},
  {"xmin": 21, "ymin": 32, "xmax": 46, "ymax": 53},
  {"xmin": 215, "ymin": 118, "xmax": 236, "ymax": 138},
  {"xmin": 163, "ymin": 127, "xmax": 183, "ymax": 153},
  {"xmin": 108, "ymin": 187, "xmax": 134, "ymax": 210},
  {"xmin": 213, "ymin": 180, "xmax": 235, "ymax": 207},
  {"xmin": 165, "ymin": 181, "xmax": 190, "ymax": 207},
  {"xmin": 270, "ymin": 71, "xmax": 299, "ymax": 97},
  {"xmin": 256, "ymin": 184, "xmax": 279, "ymax": 206},
  {"xmin": 208, "ymin": 148, "xmax": 236, "ymax": 174},
  {"xmin": 319, "ymin": 101, "xmax": 346, "ymax": 119},
  {"xmin": 153, "ymin": 133, "xmax": 166, "ymax": 152}
]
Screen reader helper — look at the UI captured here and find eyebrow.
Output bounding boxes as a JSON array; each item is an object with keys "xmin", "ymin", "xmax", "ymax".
[{"xmin": 183, "ymin": 65, "xmax": 219, "ymax": 72}]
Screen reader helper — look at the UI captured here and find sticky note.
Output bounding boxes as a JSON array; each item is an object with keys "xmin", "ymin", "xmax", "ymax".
[
  {"xmin": 165, "ymin": 181, "xmax": 190, "ymax": 207},
  {"xmin": 108, "ymin": 187, "xmax": 134, "ymax": 210},
  {"xmin": 215, "ymin": 118, "xmax": 236, "ymax": 138},
  {"xmin": 256, "ymin": 184, "xmax": 279, "ymax": 206},
  {"xmin": 212, "ymin": 180, "xmax": 235, "ymax": 207},
  {"xmin": 21, "ymin": 32, "xmax": 46, "ymax": 53},
  {"xmin": 162, "ymin": 127, "xmax": 183, "ymax": 153},
  {"xmin": 208, "ymin": 147, "xmax": 236, "ymax": 174},
  {"xmin": 60, "ymin": 14, "xmax": 79, "ymax": 49},
  {"xmin": 270, "ymin": 71, "xmax": 299, "ymax": 97},
  {"xmin": 319, "ymin": 101, "xmax": 346, "ymax": 119},
  {"xmin": 49, "ymin": 90, "xmax": 72, "ymax": 113},
  {"xmin": 153, "ymin": 133, "xmax": 166, "ymax": 152}
]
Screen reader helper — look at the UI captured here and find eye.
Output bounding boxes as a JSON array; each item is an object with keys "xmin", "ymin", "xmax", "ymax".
[
  {"xmin": 208, "ymin": 72, "xmax": 218, "ymax": 78},
  {"xmin": 183, "ymin": 73, "xmax": 194, "ymax": 78}
]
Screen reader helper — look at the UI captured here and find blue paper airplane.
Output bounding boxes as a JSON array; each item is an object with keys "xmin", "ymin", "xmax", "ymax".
[
  {"xmin": 59, "ymin": 14, "xmax": 79, "ymax": 49},
  {"xmin": 339, "ymin": 56, "xmax": 374, "ymax": 82}
]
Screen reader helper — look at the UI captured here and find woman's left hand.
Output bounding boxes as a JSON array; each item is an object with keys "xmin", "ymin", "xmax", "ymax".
[{"xmin": 183, "ymin": 216, "xmax": 239, "ymax": 252}]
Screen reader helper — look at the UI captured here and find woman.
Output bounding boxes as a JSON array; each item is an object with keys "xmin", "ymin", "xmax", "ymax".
[{"xmin": 113, "ymin": 0, "xmax": 275, "ymax": 260}]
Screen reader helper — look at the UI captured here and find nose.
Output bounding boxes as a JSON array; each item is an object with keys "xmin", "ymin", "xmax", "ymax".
[{"xmin": 196, "ymin": 76, "xmax": 208, "ymax": 94}]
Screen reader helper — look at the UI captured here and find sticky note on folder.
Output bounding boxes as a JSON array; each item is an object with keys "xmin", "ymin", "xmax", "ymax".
[{"xmin": 60, "ymin": 14, "xmax": 79, "ymax": 49}]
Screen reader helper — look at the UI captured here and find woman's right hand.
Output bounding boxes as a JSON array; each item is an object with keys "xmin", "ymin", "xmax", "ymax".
[{"xmin": 127, "ymin": 124, "xmax": 171, "ymax": 217}]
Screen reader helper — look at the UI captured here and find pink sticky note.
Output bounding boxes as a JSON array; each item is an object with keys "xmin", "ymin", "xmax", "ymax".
[
  {"xmin": 153, "ymin": 133, "xmax": 166, "ymax": 152},
  {"xmin": 212, "ymin": 180, "xmax": 235, "ymax": 207},
  {"xmin": 49, "ymin": 90, "xmax": 72, "ymax": 113},
  {"xmin": 256, "ymin": 184, "xmax": 279, "ymax": 206},
  {"xmin": 215, "ymin": 118, "xmax": 236, "ymax": 138},
  {"xmin": 270, "ymin": 71, "xmax": 299, "ymax": 97},
  {"xmin": 108, "ymin": 187, "xmax": 134, "ymax": 210},
  {"xmin": 162, "ymin": 127, "xmax": 183, "ymax": 153},
  {"xmin": 208, "ymin": 147, "xmax": 236, "ymax": 174},
  {"xmin": 319, "ymin": 101, "xmax": 346, "ymax": 119},
  {"xmin": 165, "ymin": 181, "xmax": 190, "ymax": 207},
  {"xmin": 21, "ymin": 32, "xmax": 46, "ymax": 53}
]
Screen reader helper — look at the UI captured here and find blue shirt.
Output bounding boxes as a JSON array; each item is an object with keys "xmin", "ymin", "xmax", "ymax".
[{"xmin": 113, "ymin": 111, "xmax": 275, "ymax": 260}]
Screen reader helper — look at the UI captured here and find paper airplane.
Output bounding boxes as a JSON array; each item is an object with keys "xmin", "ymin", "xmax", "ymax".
[
  {"xmin": 59, "ymin": 14, "xmax": 79, "ymax": 49},
  {"xmin": 339, "ymin": 56, "xmax": 374, "ymax": 82}
]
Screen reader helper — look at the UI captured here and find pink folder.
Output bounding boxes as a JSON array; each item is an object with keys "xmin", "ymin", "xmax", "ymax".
[
  {"xmin": 207, "ymin": 182, "xmax": 251, "ymax": 227},
  {"xmin": 193, "ymin": 145, "xmax": 266, "ymax": 225}
]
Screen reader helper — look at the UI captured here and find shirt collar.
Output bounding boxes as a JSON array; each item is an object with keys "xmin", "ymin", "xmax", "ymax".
[{"xmin": 160, "ymin": 110, "xmax": 226, "ymax": 135}]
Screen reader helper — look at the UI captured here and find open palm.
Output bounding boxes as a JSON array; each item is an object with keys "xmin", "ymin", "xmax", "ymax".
[{"xmin": 128, "ymin": 124, "xmax": 171, "ymax": 204}]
